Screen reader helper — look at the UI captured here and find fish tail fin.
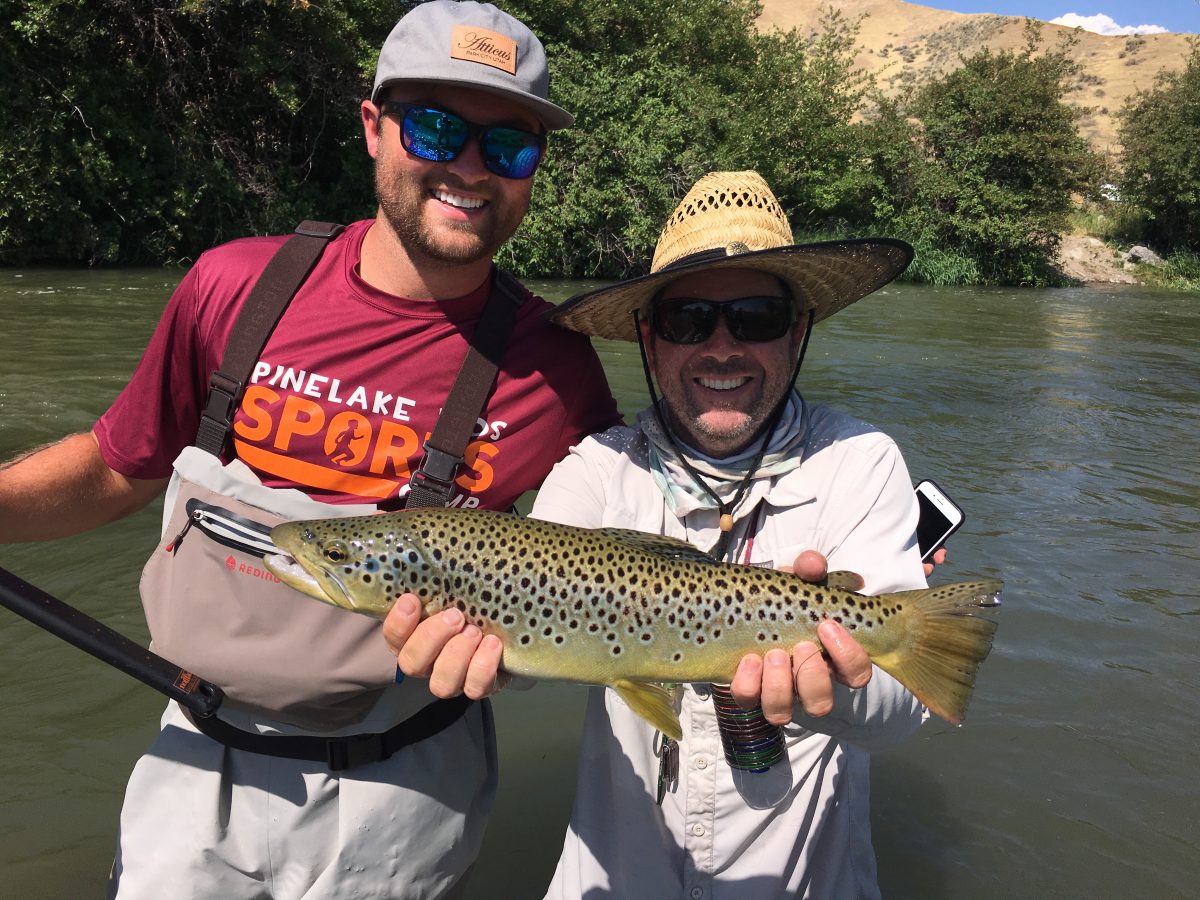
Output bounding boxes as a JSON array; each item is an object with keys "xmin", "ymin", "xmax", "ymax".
[
  {"xmin": 871, "ymin": 580, "xmax": 1002, "ymax": 725},
  {"xmin": 611, "ymin": 680, "xmax": 682, "ymax": 741}
]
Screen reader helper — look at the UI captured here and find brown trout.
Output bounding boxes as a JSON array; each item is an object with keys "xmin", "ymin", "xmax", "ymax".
[{"xmin": 265, "ymin": 508, "xmax": 1001, "ymax": 738}]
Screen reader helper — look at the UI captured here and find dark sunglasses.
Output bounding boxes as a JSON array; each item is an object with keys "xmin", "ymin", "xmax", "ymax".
[
  {"xmin": 648, "ymin": 295, "xmax": 796, "ymax": 344},
  {"xmin": 378, "ymin": 101, "xmax": 545, "ymax": 180}
]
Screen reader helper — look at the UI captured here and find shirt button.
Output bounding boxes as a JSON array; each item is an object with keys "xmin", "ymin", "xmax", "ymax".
[
  {"xmin": 691, "ymin": 823, "xmax": 706, "ymax": 836},
  {"xmin": 690, "ymin": 888, "xmax": 704, "ymax": 899},
  {"xmin": 694, "ymin": 756, "xmax": 708, "ymax": 769}
]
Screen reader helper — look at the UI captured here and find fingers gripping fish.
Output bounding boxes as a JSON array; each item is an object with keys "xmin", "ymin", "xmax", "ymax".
[{"xmin": 265, "ymin": 508, "xmax": 1001, "ymax": 739}]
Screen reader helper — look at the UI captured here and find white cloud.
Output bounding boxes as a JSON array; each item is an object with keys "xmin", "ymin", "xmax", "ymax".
[{"xmin": 1049, "ymin": 13, "xmax": 1168, "ymax": 35}]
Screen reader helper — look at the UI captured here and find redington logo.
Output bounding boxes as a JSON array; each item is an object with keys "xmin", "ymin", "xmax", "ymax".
[{"xmin": 225, "ymin": 554, "xmax": 281, "ymax": 583}]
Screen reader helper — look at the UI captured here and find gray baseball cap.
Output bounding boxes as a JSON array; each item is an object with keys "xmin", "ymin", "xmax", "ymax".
[{"xmin": 371, "ymin": 1, "xmax": 573, "ymax": 130}]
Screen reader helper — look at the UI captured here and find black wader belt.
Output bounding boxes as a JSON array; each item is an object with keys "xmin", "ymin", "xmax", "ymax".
[{"xmin": 183, "ymin": 694, "xmax": 472, "ymax": 771}]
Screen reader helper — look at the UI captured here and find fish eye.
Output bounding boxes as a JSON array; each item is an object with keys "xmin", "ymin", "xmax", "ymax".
[{"xmin": 323, "ymin": 541, "xmax": 351, "ymax": 564}]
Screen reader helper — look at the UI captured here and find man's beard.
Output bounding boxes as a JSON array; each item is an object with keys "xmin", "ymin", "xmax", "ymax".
[
  {"xmin": 672, "ymin": 391, "xmax": 765, "ymax": 452},
  {"xmin": 374, "ymin": 150, "xmax": 527, "ymax": 269},
  {"xmin": 662, "ymin": 363, "xmax": 793, "ymax": 457}
]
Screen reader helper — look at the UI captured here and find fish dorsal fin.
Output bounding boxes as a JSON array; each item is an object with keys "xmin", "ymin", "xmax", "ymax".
[
  {"xmin": 610, "ymin": 680, "xmax": 683, "ymax": 740},
  {"xmin": 594, "ymin": 527, "xmax": 719, "ymax": 565},
  {"xmin": 825, "ymin": 570, "xmax": 866, "ymax": 592}
]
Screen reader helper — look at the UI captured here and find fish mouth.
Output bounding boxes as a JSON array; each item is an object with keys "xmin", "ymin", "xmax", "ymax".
[{"xmin": 264, "ymin": 551, "xmax": 354, "ymax": 609}]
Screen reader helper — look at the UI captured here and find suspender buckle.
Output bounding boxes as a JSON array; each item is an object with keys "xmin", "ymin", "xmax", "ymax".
[
  {"xmin": 295, "ymin": 221, "xmax": 346, "ymax": 239},
  {"xmin": 200, "ymin": 372, "xmax": 243, "ymax": 427},
  {"xmin": 196, "ymin": 372, "xmax": 245, "ymax": 454},
  {"xmin": 415, "ymin": 442, "xmax": 463, "ymax": 487}
]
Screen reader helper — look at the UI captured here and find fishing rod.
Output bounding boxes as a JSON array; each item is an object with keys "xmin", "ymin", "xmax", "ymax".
[{"xmin": 0, "ymin": 564, "xmax": 223, "ymax": 718}]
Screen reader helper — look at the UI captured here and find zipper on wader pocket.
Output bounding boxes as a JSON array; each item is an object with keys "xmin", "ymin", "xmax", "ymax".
[
  {"xmin": 166, "ymin": 510, "xmax": 201, "ymax": 555},
  {"xmin": 165, "ymin": 500, "xmax": 279, "ymax": 559}
]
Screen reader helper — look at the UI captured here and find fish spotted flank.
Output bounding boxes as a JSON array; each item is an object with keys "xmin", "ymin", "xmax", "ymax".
[{"xmin": 265, "ymin": 508, "xmax": 1001, "ymax": 738}]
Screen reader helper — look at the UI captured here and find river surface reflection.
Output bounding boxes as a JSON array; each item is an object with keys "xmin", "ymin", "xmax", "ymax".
[{"xmin": 0, "ymin": 271, "xmax": 1196, "ymax": 898}]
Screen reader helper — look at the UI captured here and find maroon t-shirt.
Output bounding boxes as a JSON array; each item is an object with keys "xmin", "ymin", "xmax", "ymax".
[{"xmin": 95, "ymin": 220, "xmax": 619, "ymax": 510}]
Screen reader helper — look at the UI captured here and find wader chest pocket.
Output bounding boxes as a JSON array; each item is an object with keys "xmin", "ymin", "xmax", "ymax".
[{"xmin": 142, "ymin": 480, "xmax": 397, "ymax": 729}]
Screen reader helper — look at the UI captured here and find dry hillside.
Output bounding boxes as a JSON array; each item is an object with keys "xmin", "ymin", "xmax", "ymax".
[{"xmin": 758, "ymin": 0, "xmax": 1195, "ymax": 156}]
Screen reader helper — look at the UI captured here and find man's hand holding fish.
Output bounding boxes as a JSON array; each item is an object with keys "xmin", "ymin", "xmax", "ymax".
[{"xmin": 386, "ymin": 594, "xmax": 509, "ymax": 701}]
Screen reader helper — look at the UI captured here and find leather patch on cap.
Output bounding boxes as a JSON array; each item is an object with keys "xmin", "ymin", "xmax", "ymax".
[{"xmin": 450, "ymin": 25, "xmax": 517, "ymax": 75}]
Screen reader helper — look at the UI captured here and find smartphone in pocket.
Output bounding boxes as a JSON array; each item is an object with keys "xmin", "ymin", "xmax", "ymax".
[{"xmin": 914, "ymin": 479, "xmax": 965, "ymax": 562}]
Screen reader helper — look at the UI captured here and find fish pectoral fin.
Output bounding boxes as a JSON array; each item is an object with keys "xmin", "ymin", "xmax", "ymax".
[
  {"xmin": 610, "ymin": 680, "xmax": 683, "ymax": 741},
  {"xmin": 594, "ymin": 528, "xmax": 719, "ymax": 565},
  {"xmin": 824, "ymin": 570, "xmax": 866, "ymax": 592}
]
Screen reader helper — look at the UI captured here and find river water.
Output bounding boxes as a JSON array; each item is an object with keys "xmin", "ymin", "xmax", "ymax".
[{"xmin": 0, "ymin": 270, "xmax": 1196, "ymax": 898}]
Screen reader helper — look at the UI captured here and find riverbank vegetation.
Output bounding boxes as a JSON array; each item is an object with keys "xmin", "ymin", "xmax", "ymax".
[
  {"xmin": 0, "ymin": 0, "xmax": 1194, "ymax": 288},
  {"xmin": 1110, "ymin": 43, "xmax": 1200, "ymax": 290}
]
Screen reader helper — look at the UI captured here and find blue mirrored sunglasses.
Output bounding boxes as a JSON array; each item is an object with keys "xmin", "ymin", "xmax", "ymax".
[{"xmin": 378, "ymin": 101, "xmax": 545, "ymax": 180}]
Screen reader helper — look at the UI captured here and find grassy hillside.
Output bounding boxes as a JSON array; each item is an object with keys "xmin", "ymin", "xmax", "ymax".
[{"xmin": 758, "ymin": 0, "xmax": 1194, "ymax": 156}]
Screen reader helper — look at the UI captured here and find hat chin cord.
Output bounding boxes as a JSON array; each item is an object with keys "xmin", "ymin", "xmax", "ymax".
[{"xmin": 633, "ymin": 308, "xmax": 815, "ymax": 562}]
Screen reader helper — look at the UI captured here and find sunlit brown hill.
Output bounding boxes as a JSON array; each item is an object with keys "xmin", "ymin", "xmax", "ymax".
[{"xmin": 758, "ymin": 0, "xmax": 1195, "ymax": 156}]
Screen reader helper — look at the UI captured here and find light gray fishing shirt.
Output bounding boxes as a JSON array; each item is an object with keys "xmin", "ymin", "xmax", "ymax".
[{"xmin": 532, "ymin": 401, "xmax": 928, "ymax": 900}]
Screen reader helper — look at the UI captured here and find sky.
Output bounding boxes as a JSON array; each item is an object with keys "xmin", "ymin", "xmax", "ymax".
[{"xmin": 926, "ymin": 2, "xmax": 1200, "ymax": 35}]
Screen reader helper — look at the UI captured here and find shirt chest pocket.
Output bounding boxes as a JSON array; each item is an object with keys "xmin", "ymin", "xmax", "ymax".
[{"xmin": 744, "ymin": 528, "xmax": 825, "ymax": 572}]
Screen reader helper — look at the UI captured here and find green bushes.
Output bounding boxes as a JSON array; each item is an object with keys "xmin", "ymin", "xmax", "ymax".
[
  {"xmin": 1, "ymin": 0, "xmax": 394, "ymax": 265},
  {"xmin": 0, "ymin": 3, "xmax": 1161, "ymax": 288},
  {"xmin": 505, "ymin": 1, "xmax": 874, "ymax": 279},
  {"xmin": 1117, "ymin": 44, "xmax": 1200, "ymax": 253},
  {"xmin": 1146, "ymin": 251, "xmax": 1200, "ymax": 290},
  {"xmin": 857, "ymin": 25, "xmax": 1102, "ymax": 286}
]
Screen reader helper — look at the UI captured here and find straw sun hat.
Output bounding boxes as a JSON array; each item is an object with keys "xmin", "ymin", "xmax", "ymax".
[{"xmin": 547, "ymin": 171, "xmax": 914, "ymax": 342}]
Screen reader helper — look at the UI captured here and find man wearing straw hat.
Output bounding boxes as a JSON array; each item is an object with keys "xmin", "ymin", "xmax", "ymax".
[
  {"xmin": 388, "ymin": 170, "xmax": 938, "ymax": 894},
  {"xmin": 513, "ymin": 169, "xmax": 921, "ymax": 897},
  {"xmin": 530, "ymin": 170, "xmax": 928, "ymax": 897}
]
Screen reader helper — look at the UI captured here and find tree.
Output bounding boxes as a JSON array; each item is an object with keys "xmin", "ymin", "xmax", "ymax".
[
  {"xmin": 0, "ymin": 0, "xmax": 400, "ymax": 265},
  {"xmin": 0, "ymin": 0, "xmax": 874, "ymax": 272},
  {"xmin": 853, "ymin": 98, "xmax": 980, "ymax": 285},
  {"xmin": 505, "ymin": 0, "xmax": 873, "ymax": 277},
  {"xmin": 874, "ymin": 25, "xmax": 1102, "ymax": 285},
  {"xmin": 1117, "ymin": 43, "xmax": 1200, "ymax": 252},
  {"xmin": 5, "ymin": 1, "xmax": 1100, "ymax": 284}
]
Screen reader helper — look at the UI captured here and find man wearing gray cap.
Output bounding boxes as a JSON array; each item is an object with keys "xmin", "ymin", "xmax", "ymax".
[{"xmin": 0, "ymin": 2, "xmax": 616, "ymax": 897}]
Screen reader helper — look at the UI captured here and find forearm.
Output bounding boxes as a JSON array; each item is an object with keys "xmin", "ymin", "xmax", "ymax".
[
  {"xmin": 0, "ymin": 431, "xmax": 167, "ymax": 542},
  {"xmin": 792, "ymin": 664, "xmax": 927, "ymax": 751}
]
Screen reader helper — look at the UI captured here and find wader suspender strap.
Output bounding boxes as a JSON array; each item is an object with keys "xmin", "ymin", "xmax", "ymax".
[
  {"xmin": 405, "ymin": 269, "xmax": 525, "ymax": 509},
  {"xmin": 195, "ymin": 220, "xmax": 345, "ymax": 457}
]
